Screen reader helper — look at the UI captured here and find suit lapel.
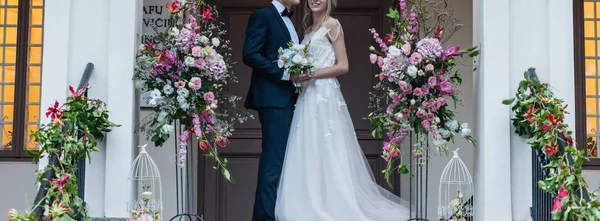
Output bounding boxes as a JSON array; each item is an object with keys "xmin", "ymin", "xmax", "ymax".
[{"xmin": 269, "ymin": 4, "xmax": 292, "ymax": 42}]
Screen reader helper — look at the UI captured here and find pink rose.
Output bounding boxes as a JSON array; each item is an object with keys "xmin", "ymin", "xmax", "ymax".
[
  {"xmin": 401, "ymin": 108, "xmax": 410, "ymax": 116},
  {"xmin": 401, "ymin": 43, "xmax": 411, "ymax": 55},
  {"xmin": 428, "ymin": 76, "xmax": 437, "ymax": 87},
  {"xmin": 174, "ymin": 81, "xmax": 186, "ymax": 88},
  {"xmin": 425, "ymin": 64, "xmax": 434, "ymax": 72},
  {"xmin": 210, "ymin": 102, "xmax": 218, "ymax": 110},
  {"xmin": 204, "ymin": 91, "xmax": 215, "ymax": 102},
  {"xmin": 370, "ymin": 54, "xmax": 378, "ymax": 64},
  {"xmin": 199, "ymin": 140, "xmax": 210, "ymax": 150},
  {"xmin": 390, "ymin": 148, "xmax": 401, "ymax": 157},
  {"xmin": 417, "ymin": 70, "xmax": 425, "ymax": 76},
  {"xmin": 192, "ymin": 46, "xmax": 203, "ymax": 57},
  {"xmin": 189, "ymin": 77, "xmax": 202, "ymax": 91},
  {"xmin": 413, "ymin": 88, "xmax": 423, "ymax": 96},
  {"xmin": 409, "ymin": 52, "xmax": 423, "ymax": 65},
  {"xmin": 193, "ymin": 116, "xmax": 201, "ymax": 125}
]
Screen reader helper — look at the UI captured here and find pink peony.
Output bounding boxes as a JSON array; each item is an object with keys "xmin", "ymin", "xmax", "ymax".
[
  {"xmin": 204, "ymin": 92, "xmax": 215, "ymax": 102},
  {"xmin": 192, "ymin": 46, "xmax": 203, "ymax": 57},
  {"xmin": 409, "ymin": 52, "xmax": 423, "ymax": 65},
  {"xmin": 370, "ymin": 54, "xmax": 378, "ymax": 64},
  {"xmin": 428, "ymin": 76, "xmax": 437, "ymax": 87},
  {"xmin": 438, "ymin": 81, "xmax": 453, "ymax": 94}
]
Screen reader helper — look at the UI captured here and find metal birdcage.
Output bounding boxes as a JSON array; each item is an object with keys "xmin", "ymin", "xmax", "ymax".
[
  {"xmin": 438, "ymin": 149, "xmax": 473, "ymax": 221},
  {"xmin": 127, "ymin": 144, "xmax": 163, "ymax": 221}
]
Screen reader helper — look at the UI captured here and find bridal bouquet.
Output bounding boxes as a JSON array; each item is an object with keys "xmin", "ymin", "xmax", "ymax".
[
  {"xmin": 277, "ymin": 41, "xmax": 314, "ymax": 93},
  {"xmin": 134, "ymin": 0, "xmax": 250, "ymax": 181},
  {"xmin": 368, "ymin": 0, "xmax": 479, "ymax": 180}
]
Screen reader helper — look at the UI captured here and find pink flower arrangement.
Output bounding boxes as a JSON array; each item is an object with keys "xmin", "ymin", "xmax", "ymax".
[
  {"xmin": 367, "ymin": 0, "xmax": 478, "ymax": 178},
  {"xmin": 134, "ymin": 0, "xmax": 250, "ymax": 181}
]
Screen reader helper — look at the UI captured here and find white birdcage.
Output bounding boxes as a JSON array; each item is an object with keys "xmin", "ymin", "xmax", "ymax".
[
  {"xmin": 438, "ymin": 148, "xmax": 473, "ymax": 221},
  {"xmin": 127, "ymin": 144, "xmax": 163, "ymax": 221}
]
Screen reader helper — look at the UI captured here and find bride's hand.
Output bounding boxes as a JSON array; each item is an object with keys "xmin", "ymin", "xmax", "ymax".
[{"xmin": 294, "ymin": 71, "xmax": 312, "ymax": 83}]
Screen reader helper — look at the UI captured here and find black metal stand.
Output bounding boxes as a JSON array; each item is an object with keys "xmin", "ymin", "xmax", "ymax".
[
  {"xmin": 170, "ymin": 121, "xmax": 204, "ymax": 221},
  {"xmin": 408, "ymin": 132, "xmax": 429, "ymax": 221}
]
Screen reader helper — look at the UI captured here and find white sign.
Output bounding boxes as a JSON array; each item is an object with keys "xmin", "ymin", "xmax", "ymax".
[{"xmin": 139, "ymin": 0, "xmax": 172, "ymax": 107}]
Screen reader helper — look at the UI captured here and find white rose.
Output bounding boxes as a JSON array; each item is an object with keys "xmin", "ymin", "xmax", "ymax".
[
  {"xmin": 292, "ymin": 55, "xmax": 303, "ymax": 64},
  {"xmin": 277, "ymin": 59, "xmax": 285, "ymax": 68},
  {"xmin": 142, "ymin": 191, "xmax": 152, "ymax": 200},
  {"xmin": 177, "ymin": 95, "xmax": 187, "ymax": 104},
  {"xmin": 410, "ymin": 99, "xmax": 416, "ymax": 105},
  {"xmin": 388, "ymin": 46, "xmax": 402, "ymax": 57},
  {"xmin": 150, "ymin": 89, "xmax": 162, "ymax": 99},
  {"xmin": 282, "ymin": 51, "xmax": 292, "ymax": 60},
  {"xmin": 180, "ymin": 102, "xmax": 190, "ymax": 111},
  {"xmin": 160, "ymin": 124, "xmax": 174, "ymax": 134},
  {"xmin": 460, "ymin": 127, "xmax": 472, "ymax": 137},
  {"xmin": 169, "ymin": 27, "xmax": 180, "ymax": 37},
  {"xmin": 445, "ymin": 120, "xmax": 459, "ymax": 132},
  {"xmin": 198, "ymin": 35, "xmax": 209, "ymax": 45},
  {"xmin": 163, "ymin": 84, "xmax": 174, "ymax": 95},
  {"xmin": 294, "ymin": 44, "xmax": 305, "ymax": 51},
  {"xmin": 177, "ymin": 88, "xmax": 189, "ymax": 98},
  {"xmin": 407, "ymin": 65, "xmax": 418, "ymax": 77},
  {"xmin": 211, "ymin": 37, "xmax": 220, "ymax": 47},
  {"xmin": 138, "ymin": 44, "xmax": 146, "ymax": 52},
  {"xmin": 439, "ymin": 128, "xmax": 451, "ymax": 139},
  {"xmin": 301, "ymin": 58, "xmax": 309, "ymax": 66},
  {"xmin": 157, "ymin": 111, "xmax": 168, "ymax": 123},
  {"xmin": 185, "ymin": 57, "xmax": 195, "ymax": 66},
  {"xmin": 450, "ymin": 199, "xmax": 460, "ymax": 208}
]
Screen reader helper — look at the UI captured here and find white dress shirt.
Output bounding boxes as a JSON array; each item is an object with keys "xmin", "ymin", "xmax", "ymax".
[{"xmin": 272, "ymin": 0, "xmax": 299, "ymax": 81}]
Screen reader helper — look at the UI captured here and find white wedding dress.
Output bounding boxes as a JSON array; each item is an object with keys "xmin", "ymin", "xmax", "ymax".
[{"xmin": 274, "ymin": 22, "xmax": 412, "ymax": 221}]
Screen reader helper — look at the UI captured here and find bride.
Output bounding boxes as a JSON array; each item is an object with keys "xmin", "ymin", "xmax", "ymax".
[{"xmin": 274, "ymin": 0, "xmax": 412, "ymax": 220}]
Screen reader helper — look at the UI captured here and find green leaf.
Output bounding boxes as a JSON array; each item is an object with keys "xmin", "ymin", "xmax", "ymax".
[
  {"xmin": 222, "ymin": 168, "xmax": 232, "ymax": 182},
  {"xmin": 25, "ymin": 148, "xmax": 41, "ymax": 158},
  {"xmin": 502, "ymin": 98, "xmax": 516, "ymax": 105},
  {"xmin": 58, "ymin": 215, "xmax": 77, "ymax": 221}
]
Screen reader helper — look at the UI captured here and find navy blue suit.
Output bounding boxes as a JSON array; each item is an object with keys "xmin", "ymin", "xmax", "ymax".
[{"xmin": 242, "ymin": 4, "xmax": 299, "ymax": 221}]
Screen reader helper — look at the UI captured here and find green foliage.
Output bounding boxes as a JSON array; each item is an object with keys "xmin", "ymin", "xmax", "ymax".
[
  {"xmin": 8, "ymin": 86, "xmax": 118, "ymax": 221},
  {"xmin": 504, "ymin": 71, "xmax": 600, "ymax": 220}
]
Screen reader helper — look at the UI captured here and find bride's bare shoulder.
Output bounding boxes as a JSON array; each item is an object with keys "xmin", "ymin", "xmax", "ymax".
[{"xmin": 323, "ymin": 17, "xmax": 341, "ymax": 30}]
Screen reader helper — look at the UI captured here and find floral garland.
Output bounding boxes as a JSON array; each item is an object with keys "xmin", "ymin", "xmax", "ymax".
[
  {"xmin": 503, "ymin": 72, "xmax": 600, "ymax": 220},
  {"xmin": 8, "ymin": 85, "xmax": 119, "ymax": 221},
  {"xmin": 367, "ymin": 0, "xmax": 478, "ymax": 184},
  {"xmin": 134, "ymin": 0, "xmax": 250, "ymax": 181}
]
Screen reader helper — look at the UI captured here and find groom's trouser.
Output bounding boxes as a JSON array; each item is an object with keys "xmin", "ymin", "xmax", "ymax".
[{"xmin": 252, "ymin": 101, "xmax": 295, "ymax": 221}]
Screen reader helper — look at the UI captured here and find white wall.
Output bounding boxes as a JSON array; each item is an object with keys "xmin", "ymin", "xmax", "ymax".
[{"xmin": 0, "ymin": 162, "xmax": 36, "ymax": 216}]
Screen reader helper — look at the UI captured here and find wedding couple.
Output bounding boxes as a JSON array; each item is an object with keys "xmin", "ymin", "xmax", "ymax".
[{"xmin": 243, "ymin": 0, "xmax": 412, "ymax": 220}]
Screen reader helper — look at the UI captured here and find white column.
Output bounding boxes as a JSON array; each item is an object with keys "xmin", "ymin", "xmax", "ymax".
[
  {"xmin": 103, "ymin": 0, "xmax": 141, "ymax": 217},
  {"xmin": 473, "ymin": 0, "xmax": 513, "ymax": 219},
  {"xmin": 37, "ymin": 0, "xmax": 71, "ymax": 172}
]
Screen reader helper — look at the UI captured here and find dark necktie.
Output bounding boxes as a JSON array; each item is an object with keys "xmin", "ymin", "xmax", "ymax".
[{"xmin": 281, "ymin": 8, "xmax": 294, "ymax": 18}]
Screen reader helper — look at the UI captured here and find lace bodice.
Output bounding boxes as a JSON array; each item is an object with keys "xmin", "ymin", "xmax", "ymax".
[{"xmin": 302, "ymin": 20, "xmax": 343, "ymax": 70}]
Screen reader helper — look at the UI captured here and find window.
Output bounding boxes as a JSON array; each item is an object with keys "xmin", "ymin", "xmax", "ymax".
[{"xmin": 0, "ymin": 0, "xmax": 43, "ymax": 160}]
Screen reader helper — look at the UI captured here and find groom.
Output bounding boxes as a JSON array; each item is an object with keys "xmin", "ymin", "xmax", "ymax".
[{"xmin": 242, "ymin": 0, "xmax": 307, "ymax": 220}]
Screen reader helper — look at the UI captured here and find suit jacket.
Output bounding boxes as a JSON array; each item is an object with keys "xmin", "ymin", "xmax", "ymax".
[{"xmin": 242, "ymin": 4, "xmax": 300, "ymax": 110}]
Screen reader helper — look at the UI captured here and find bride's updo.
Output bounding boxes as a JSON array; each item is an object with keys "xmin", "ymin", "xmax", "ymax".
[{"xmin": 303, "ymin": 0, "xmax": 338, "ymax": 30}]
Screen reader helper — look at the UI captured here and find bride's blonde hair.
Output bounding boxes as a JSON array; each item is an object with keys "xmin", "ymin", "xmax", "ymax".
[{"xmin": 302, "ymin": 0, "xmax": 338, "ymax": 30}]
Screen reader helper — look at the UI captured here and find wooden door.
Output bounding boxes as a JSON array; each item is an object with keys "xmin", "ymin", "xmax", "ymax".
[{"xmin": 198, "ymin": 1, "xmax": 395, "ymax": 220}]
